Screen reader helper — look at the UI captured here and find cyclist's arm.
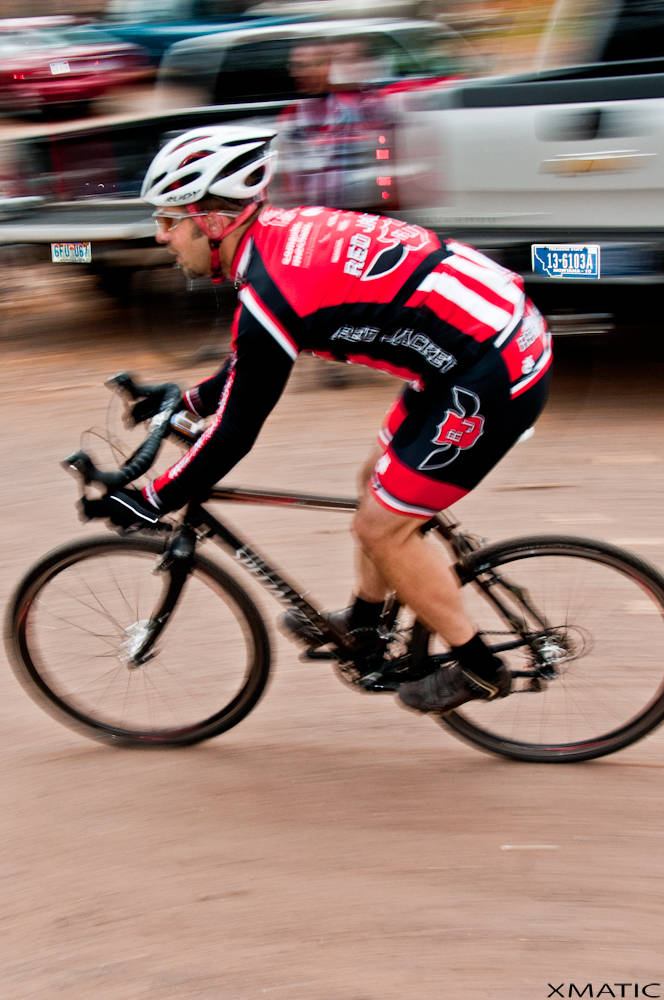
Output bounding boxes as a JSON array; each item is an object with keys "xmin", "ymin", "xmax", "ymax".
[
  {"xmin": 143, "ymin": 320, "xmax": 296, "ymax": 512},
  {"xmin": 183, "ymin": 359, "xmax": 233, "ymax": 418}
]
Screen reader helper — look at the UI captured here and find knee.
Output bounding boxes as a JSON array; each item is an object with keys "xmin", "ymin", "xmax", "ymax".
[{"xmin": 353, "ymin": 502, "xmax": 402, "ymax": 558}]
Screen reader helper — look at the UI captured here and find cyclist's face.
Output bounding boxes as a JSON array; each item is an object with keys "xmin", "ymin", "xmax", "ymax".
[{"xmin": 154, "ymin": 208, "xmax": 211, "ymax": 278}]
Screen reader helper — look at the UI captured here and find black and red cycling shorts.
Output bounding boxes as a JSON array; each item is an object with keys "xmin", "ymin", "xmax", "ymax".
[{"xmin": 371, "ymin": 344, "xmax": 551, "ymax": 518}]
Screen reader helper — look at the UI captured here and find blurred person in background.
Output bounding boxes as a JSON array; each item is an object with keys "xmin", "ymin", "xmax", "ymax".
[
  {"xmin": 277, "ymin": 36, "xmax": 386, "ymax": 210},
  {"xmin": 86, "ymin": 124, "xmax": 552, "ymax": 716}
]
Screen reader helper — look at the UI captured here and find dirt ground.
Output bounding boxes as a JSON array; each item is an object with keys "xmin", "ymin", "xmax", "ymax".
[{"xmin": 3, "ymin": 266, "xmax": 664, "ymax": 1000}]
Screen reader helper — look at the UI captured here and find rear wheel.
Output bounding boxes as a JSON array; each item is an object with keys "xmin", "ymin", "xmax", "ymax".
[
  {"xmin": 6, "ymin": 534, "xmax": 271, "ymax": 747},
  {"xmin": 414, "ymin": 535, "xmax": 664, "ymax": 763}
]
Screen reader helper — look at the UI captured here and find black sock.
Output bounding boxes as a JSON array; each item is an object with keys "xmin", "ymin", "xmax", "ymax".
[
  {"xmin": 349, "ymin": 597, "xmax": 384, "ymax": 630},
  {"xmin": 451, "ymin": 633, "xmax": 502, "ymax": 681}
]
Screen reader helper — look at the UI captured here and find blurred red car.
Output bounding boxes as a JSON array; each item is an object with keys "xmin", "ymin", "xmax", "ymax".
[{"xmin": 0, "ymin": 17, "xmax": 150, "ymax": 116}]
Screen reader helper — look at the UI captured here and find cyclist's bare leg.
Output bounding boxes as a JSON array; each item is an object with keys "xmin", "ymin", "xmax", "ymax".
[
  {"xmin": 351, "ymin": 447, "xmax": 473, "ymax": 643},
  {"xmin": 349, "ymin": 462, "xmax": 510, "ymax": 710},
  {"xmin": 352, "ymin": 489, "xmax": 475, "ymax": 647},
  {"xmin": 351, "ymin": 446, "xmax": 391, "ymax": 603}
]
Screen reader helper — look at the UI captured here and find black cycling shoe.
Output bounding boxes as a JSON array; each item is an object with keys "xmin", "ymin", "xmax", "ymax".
[
  {"xmin": 397, "ymin": 662, "xmax": 511, "ymax": 714},
  {"xmin": 280, "ymin": 606, "xmax": 352, "ymax": 646},
  {"xmin": 280, "ymin": 606, "xmax": 381, "ymax": 651}
]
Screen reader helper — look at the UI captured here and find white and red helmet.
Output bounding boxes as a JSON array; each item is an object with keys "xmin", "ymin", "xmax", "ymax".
[{"xmin": 141, "ymin": 124, "xmax": 277, "ymax": 207}]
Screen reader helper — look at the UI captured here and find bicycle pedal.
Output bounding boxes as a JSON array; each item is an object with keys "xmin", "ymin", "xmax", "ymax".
[
  {"xmin": 357, "ymin": 672, "xmax": 398, "ymax": 692},
  {"xmin": 366, "ymin": 680, "xmax": 400, "ymax": 692},
  {"xmin": 300, "ymin": 649, "xmax": 335, "ymax": 661}
]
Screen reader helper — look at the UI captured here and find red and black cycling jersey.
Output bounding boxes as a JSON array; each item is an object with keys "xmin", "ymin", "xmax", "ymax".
[{"xmin": 145, "ymin": 205, "xmax": 551, "ymax": 512}]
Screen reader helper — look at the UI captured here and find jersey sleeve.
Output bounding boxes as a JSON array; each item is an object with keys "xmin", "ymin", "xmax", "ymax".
[
  {"xmin": 183, "ymin": 359, "xmax": 233, "ymax": 417},
  {"xmin": 144, "ymin": 311, "xmax": 296, "ymax": 512}
]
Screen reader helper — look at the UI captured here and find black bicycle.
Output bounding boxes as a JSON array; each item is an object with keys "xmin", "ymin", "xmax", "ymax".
[{"xmin": 7, "ymin": 373, "xmax": 664, "ymax": 763}]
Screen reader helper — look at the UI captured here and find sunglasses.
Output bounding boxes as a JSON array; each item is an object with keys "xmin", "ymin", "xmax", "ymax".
[{"xmin": 152, "ymin": 210, "xmax": 209, "ymax": 233}]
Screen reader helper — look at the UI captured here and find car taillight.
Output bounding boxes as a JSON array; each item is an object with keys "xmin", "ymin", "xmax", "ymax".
[{"xmin": 377, "ymin": 134, "xmax": 394, "ymax": 202}]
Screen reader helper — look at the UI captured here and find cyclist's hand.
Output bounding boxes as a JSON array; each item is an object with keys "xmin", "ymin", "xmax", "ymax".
[
  {"xmin": 80, "ymin": 488, "xmax": 163, "ymax": 531},
  {"xmin": 130, "ymin": 383, "xmax": 183, "ymax": 425}
]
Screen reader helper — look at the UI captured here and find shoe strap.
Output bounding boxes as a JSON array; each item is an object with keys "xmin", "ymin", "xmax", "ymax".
[{"xmin": 459, "ymin": 667, "xmax": 501, "ymax": 700}]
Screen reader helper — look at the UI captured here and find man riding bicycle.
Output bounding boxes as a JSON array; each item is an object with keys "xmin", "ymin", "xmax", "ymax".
[{"xmin": 89, "ymin": 124, "xmax": 552, "ymax": 716}]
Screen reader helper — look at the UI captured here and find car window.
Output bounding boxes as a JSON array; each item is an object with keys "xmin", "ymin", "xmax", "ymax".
[
  {"xmin": 381, "ymin": 26, "xmax": 471, "ymax": 77},
  {"xmin": 106, "ymin": 0, "xmax": 192, "ymax": 21},
  {"xmin": 106, "ymin": 0, "xmax": 247, "ymax": 21},
  {"xmin": 532, "ymin": 0, "xmax": 664, "ymax": 73},
  {"xmin": 0, "ymin": 28, "xmax": 74, "ymax": 50},
  {"xmin": 214, "ymin": 36, "xmax": 297, "ymax": 101},
  {"xmin": 209, "ymin": 26, "xmax": 470, "ymax": 104},
  {"xmin": 600, "ymin": 0, "xmax": 664, "ymax": 61},
  {"xmin": 193, "ymin": 0, "xmax": 246, "ymax": 17}
]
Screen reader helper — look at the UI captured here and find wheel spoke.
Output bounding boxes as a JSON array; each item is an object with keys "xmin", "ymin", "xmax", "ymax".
[
  {"xmin": 9, "ymin": 536, "xmax": 270, "ymax": 746},
  {"xmin": 432, "ymin": 537, "xmax": 664, "ymax": 762}
]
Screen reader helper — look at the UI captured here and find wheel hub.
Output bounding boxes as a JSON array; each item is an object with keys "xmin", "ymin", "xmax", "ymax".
[{"xmin": 119, "ymin": 620, "xmax": 157, "ymax": 668}]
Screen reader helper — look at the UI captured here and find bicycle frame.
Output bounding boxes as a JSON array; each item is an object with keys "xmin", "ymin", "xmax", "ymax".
[
  {"xmin": 126, "ymin": 484, "xmax": 535, "ymax": 680},
  {"xmin": 191, "ymin": 485, "xmax": 362, "ymax": 650},
  {"xmin": 209, "ymin": 487, "xmax": 560, "ymax": 672}
]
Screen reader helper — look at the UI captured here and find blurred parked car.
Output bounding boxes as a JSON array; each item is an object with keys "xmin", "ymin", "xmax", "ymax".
[
  {"xmin": 0, "ymin": 19, "xmax": 150, "ymax": 118},
  {"xmin": 247, "ymin": 0, "xmax": 442, "ymax": 20},
  {"xmin": 156, "ymin": 17, "xmax": 473, "ymax": 105},
  {"xmin": 92, "ymin": 0, "xmax": 295, "ymax": 67}
]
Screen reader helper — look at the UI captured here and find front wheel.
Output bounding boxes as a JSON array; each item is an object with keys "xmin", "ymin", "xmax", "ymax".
[
  {"xmin": 415, "ymin": 535, "xmax": 664, "ymax": 763},
  {"xmin": 6, "ymin": 534, "xmax": 271, "ymax": 747}
]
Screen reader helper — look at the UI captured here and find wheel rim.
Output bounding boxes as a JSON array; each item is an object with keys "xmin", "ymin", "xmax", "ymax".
[
  {"xmin": 14, "ymin": 540, "xmax": 266, "ymax": 743},
  {"xmin": 442, "ymin": 542, "xmax": 664, "ymax": 761}
]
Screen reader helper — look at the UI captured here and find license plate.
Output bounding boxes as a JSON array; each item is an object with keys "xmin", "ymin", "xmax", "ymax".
[
  {"xmin": 50, "ymin": 60, "xmax": 71, "ymax": 75},
  {"xmin": 51, "ymin": 242, "xmax": 92, "ymax": 263},
  {"xmin": 531, "ymin": 244, "xmax": 600, "ymax": 279}
]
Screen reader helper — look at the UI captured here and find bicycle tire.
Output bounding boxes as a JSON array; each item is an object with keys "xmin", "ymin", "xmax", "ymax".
[
  {"xmin": 6, "ymin": 534, "xmax": 271, "ymax": 747},
  {"xmin": 413, "ymin": 534, "xmax": 664, "ymax": 763}
]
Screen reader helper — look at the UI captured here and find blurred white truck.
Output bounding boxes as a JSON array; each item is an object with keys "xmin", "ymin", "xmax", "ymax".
[{"xmin": 394, "ymin": 0, "xmax": 664, "ymax": 331}]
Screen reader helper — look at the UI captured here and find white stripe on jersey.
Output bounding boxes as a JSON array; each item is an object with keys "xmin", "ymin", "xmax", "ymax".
[
  {"xmin": 447, "ymin": 240, "xmax": 516, "ymax": 277},
  {"xmin": 372, "ymin": 480, "xmax": 437, "ymax": 518},
  {"xmin": 419, "ymin": 270, "xmax": 513, "ymax": 333},
  {"xmin": 154, "ymin": 365, "xmax": 237, "ymax": 487},
  {"xmin": 445, "ymin": 253, "xmax": 524, "ymax": 307},
  {"xmin": 239, "ymin": 286, "xmax": 298, "ymax": 361},
  {"xmin": 510, "ymin": 343, "xmax": 553, "ymax": 397},
  {"xmin": 235, "ymin": 236, "xmax": 253, "ymax": 284},
  {"xmin": 493, "ymin": 299, "xmax": 525, "ymax": 348}
]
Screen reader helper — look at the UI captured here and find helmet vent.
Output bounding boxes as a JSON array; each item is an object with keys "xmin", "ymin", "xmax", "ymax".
[{"xmin": 216, "ymin": 146, "xmax": 266, "ymax": 181}]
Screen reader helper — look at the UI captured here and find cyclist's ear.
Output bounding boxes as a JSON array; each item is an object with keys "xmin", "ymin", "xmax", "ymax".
[{"xmin": 205, "ymin": 211, "xmax": 228, "ymax": 238}]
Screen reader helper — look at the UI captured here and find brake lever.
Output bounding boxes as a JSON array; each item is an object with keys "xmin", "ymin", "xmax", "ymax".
[
  {"xmin": 62, "ymin": 451, "xmax": 127, "ymax": 489},
  {"xmin": 62, "ymin": 450, "xmax": 96, "ymax": 485},
  {"xmin": 105, "ymin": 371, "xmax": 141, "ymax": 399},
  {"xmin": 105, "ymin": 372, "xmax": 143, "ymax": 429}
]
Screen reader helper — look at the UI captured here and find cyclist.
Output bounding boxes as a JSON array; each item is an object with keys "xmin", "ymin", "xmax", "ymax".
[{"xmin": 88, "ymin": 124, "xmax": 552, "ymax": 716}]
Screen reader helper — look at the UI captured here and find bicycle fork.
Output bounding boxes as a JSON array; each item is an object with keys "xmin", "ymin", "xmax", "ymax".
[{"xmin": 121, "ymin": 527, "xmax": 197, "ymax": 667}]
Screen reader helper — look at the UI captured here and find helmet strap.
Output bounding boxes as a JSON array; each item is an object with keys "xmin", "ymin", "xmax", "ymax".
[
  {"xmin": 209, "ymin": 238, "xmax": 223, "ymax": 285},
  {"xmin": 187, "ymin": 202, "xmax": 261, "ymax": 285}
]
